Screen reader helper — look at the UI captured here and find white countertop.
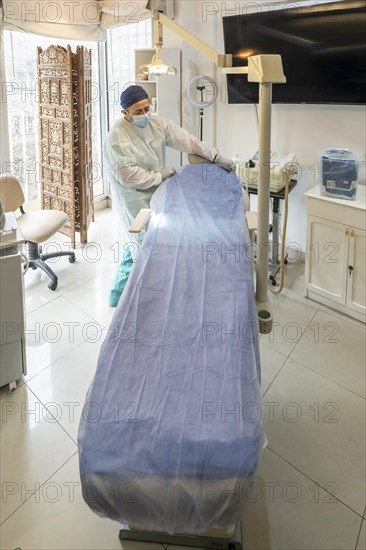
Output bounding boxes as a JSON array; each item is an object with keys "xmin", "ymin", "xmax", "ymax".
[{"xmin": 305, "ymin": 184, "xmax": 366, "ymax": 211}]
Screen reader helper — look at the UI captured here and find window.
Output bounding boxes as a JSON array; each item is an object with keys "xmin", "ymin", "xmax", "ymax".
[
  {"xmin": 25, "ymin": 116, "xmax": 35, "ymax": 135},
  {"xmin": 106, "ymin": 20, "xmax": 152, "ymax": 126},
  {"xmin": 3, "ymin": 31, "xmax": 103, "ymax": 201},
  {"xmin": 3, "ymin": 20, "xmax": 152, "ymax": 203}
]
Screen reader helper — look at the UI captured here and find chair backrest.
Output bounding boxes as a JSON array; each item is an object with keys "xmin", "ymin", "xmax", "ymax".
[{"xmin": 0, "ymin": 175, "xmax": 26, "ymax": 213}]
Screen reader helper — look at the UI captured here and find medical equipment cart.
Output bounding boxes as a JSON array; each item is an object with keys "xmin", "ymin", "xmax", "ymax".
[{"xmin": 248, "ymin": 179, "xmax": 298, "ymax": 285}]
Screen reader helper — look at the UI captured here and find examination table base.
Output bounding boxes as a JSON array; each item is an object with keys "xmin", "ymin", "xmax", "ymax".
[{"xmin": 119, "ymin": 522, "xmax": 243, "ymax": 549}]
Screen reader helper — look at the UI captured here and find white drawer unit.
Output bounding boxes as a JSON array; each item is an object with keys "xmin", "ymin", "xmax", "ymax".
[
  {"xmin": 0, "ymin": 214, "xmax": 27, "ymax": 389},
  {"xmin": 305, "ymin": 185, "xmax": 366, "ymax": 322}
]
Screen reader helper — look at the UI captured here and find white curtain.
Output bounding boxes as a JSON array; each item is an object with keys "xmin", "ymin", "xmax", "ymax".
[
  {"xmin": 100, "ymin": 1, "xmax": 151, "ymax": 29},
  {"xmin": 0, "ymin": 7, "xmax": 11, "ymax": 174},
  {"xmin": 2, "ymin": 1, "xmax": 152, "ymax": 40}
]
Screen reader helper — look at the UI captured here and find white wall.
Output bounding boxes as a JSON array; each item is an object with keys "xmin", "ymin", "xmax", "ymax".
[{"xmin": 163, "ymin": 0, "xmax": 366, "ymax": 251}]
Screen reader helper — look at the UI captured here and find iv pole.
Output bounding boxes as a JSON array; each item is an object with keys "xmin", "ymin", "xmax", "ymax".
[{"xmin": 152, "ymin": 11, "xmax": 287, "ymax": 333}]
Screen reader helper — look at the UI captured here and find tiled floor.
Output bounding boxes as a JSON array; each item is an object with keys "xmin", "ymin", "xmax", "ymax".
[{"xmin": 1, "ymin": 208, "xmax": 365, "ymax": 550}]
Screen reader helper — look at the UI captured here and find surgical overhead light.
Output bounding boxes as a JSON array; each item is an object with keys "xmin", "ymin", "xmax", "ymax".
[
  {"xmin": 139, "ymin": 12, "xmax": 177, "ymax": 78},
  {"xmin": 139, "ymin": 46, "xmax": 177, "ymax": 77}
]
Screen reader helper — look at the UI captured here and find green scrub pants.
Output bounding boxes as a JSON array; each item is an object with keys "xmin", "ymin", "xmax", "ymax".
[{"xmin": 109, "ymin": 247, "xmax": 134, "ymax": 307}]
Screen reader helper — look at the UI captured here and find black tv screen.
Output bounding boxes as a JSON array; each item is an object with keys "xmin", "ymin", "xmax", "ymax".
[{"xmin": 223, "ymin": 1, "xmax": 366, "ymax": 104}]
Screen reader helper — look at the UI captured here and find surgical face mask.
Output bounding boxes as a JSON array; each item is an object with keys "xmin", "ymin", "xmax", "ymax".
[{"xmin": 132, "ymin": 112, "xmax": 152, "ymax": 128}]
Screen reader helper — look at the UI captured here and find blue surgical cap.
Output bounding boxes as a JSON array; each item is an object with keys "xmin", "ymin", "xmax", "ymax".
[{"xmin": 120, "ymin": 85, "xmax": 149, "ymax": 110}]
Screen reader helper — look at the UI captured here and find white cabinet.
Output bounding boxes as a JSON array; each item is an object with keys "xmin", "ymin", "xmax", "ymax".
[
  {"xmin": 0, "ymin": 214, "xmax": 27, "ymax": 389},
  {"xmin": 134, "ymin": 48, "xmax": 181, "ymax": 168},
  {"xmin": 305, "ymin": 186, "xmax": 366, "ymax": 322},
  {"xmin": 346, "ymin": 226, "xmax": 366, "ymax": 315}
]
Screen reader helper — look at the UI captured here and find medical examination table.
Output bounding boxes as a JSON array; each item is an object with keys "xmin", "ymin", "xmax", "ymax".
[{"xmin": 78, "ymin": 164, "xmax": 264, "ymax": 549}]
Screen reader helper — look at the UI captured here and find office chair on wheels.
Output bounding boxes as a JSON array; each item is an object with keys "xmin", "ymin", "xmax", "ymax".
[{"xmin": 0, "ymin": 175, "xmax": 76, "ymax": 290}]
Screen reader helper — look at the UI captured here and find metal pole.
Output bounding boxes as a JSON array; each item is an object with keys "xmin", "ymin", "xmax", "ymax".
[
  {"xmin": 199, "ymin": 109, "xmax": 203, "ymax": 141},
  {"xmin": 256, "ymin": 83, "xmax": 272, "ymax": 304},
  {"xmin": 198, "ymin": 85, "xmax": 205, "ymax": 141}
]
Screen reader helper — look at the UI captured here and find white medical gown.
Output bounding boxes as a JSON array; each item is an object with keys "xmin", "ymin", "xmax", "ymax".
[{"xmin": 104, "ymin": 114, "xmax": 219, "ymax": 242}]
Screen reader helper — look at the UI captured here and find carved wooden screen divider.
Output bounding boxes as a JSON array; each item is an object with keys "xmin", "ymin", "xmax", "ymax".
[{"xmin": 37, "ymin": 45, "xmax": 94, "ymax": 248}]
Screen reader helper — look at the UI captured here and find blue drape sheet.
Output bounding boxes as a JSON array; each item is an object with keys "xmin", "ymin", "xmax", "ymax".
[{"xmin": 78, "ymin": 164, "xmax": 264, "ymax": 533}]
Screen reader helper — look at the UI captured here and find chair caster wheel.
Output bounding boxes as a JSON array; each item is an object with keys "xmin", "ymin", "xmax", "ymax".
[
  {"xmin": 284, "ymin": 258, "xmax": 288, "ymax": 265},
  {"xmin": 69, "ymin": 253, "xmax": 76, "ymax": 263},
  {"xmin": 48, "ymin": 281, "xmax": 58, "ymax": 291},
  {"xmin": 270, "ymin": 278, "xmax": 277, "ymax": 286}
]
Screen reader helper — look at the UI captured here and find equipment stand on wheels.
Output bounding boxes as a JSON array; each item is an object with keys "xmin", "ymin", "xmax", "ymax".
[
  {"xmin": 269, "ymin": 195, "xmax": 288, "ymax": 286},
  {"xmin": 247, "ymin": 180, "xmax": 297, "ymax": 286}
]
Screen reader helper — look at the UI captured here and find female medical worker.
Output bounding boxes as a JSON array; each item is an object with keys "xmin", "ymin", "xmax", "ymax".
[{"xmin": 104, "ymin": 85, "xmax": 235, "ymax": 306}]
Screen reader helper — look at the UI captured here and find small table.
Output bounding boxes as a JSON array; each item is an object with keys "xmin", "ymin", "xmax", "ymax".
[{"xmin": 247, "ymin": 180, "xmax": 298, "ymax": 284}]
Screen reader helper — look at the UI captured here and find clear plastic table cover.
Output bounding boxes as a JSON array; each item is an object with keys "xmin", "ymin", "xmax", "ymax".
[{"xmin": 78, "ymin": 163, "xmax": 264, "ymax": 534}]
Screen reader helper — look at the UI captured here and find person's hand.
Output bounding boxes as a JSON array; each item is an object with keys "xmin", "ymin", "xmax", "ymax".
[
  {"xmin": 214, "ymin": 153, "xmax": 236, "ymax": 172},
  {"xmin": 161, "ymin": 167, "xmax": 176, "ymax": 180}
]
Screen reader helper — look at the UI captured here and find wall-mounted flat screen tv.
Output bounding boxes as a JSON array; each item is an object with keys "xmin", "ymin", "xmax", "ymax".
[{"xmin": 223, "ymin": 1, "xmax": 366, "ymax": 104}]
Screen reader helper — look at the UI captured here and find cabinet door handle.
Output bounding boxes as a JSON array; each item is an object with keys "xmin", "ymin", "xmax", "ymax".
[
  {"xmin": 348, "ymin": 265, "xmax": 354, "ymax": 278},
  {"xmin": 350, "ymin": 229, "xmax": 355, "ymax": 238},
  {"xmin": 345, "ymin": 228, "xmax": 349, "ymax": 236}
]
